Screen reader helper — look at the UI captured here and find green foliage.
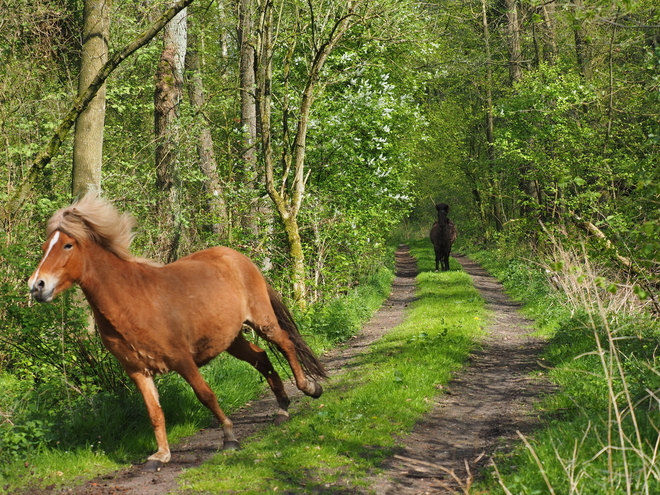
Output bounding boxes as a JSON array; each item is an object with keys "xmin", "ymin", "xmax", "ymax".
[{"xmin": 303, "ymin": 266, "xmax": 393, "ymax": 343}]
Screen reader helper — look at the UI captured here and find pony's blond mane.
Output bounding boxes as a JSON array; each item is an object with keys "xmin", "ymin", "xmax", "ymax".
[{"xmin": 47, "ymin": 195, "xmax": 137, "ymax": 261}]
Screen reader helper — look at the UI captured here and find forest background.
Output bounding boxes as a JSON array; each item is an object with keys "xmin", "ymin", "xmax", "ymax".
[{"xmin": 1, "ymin": 0, "xmax": 660, "ymax": 491}]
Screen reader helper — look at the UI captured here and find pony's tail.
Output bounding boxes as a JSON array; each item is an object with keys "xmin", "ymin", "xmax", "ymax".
[{"xmin": 267, "ymin": 285, "xmax": 328, "ymax": 381}]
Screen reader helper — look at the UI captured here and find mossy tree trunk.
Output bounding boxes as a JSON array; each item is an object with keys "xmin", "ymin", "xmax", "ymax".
[{"xmin": 254, "ymin": 0, "xmax": 360, "ymax": 306}]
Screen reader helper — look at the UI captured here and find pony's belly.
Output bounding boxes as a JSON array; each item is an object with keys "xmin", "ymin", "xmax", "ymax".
[
  {"xmin": 121, "ymin": 347, "xmax": 170, "ymax": 375},
  {"xmin": 191, "ymin": 333, "xmax": 236, "ymax": 367},
  {"xmin": 100, "ymin": 334, "xmax": 170, "ymax": 375}
]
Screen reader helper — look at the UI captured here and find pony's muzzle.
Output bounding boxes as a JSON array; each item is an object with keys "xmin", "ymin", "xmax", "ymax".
[{"xmin": 29, "ymin": 278, "xmax": 55, "ymax": 303}]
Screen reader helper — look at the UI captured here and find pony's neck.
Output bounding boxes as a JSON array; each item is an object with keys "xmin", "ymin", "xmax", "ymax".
[{"xmin": 78, "ymin": 241, "xmax": 143, "ymax": 314}]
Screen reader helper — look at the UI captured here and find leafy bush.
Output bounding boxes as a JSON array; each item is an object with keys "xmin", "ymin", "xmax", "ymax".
[{"xmin": 302, "ymin": 266, "xmax": 393, "ymax": 344}]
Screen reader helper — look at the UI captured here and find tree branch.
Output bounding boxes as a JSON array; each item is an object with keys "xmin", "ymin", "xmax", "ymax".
[{"xmin": 570, "ymin": 212, "xmax": 660, "ymax": 314}]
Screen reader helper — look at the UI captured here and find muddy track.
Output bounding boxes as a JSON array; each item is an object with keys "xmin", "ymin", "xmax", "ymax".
[{"xmin": 35, "ymin": 247, "xmax": 551, "ymax": 494}]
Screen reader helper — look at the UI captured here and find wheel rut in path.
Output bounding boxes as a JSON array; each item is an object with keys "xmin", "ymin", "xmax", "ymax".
[
  {"xmin": 366, "ymin": 253, "xmax": 555, "ymax": 494},
  {"xmin": 39, "ymin": 246, "xmax": 417, "ymax": 495}
]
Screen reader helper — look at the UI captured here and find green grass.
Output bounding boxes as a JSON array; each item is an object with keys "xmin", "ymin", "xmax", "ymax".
[
  {"xmin": 177, "ymin": 239, "xmax": 485, "ymax": 493},
  {"xmin": 0, "ymin": 354, "xmax": 265, "ymax": 490}
]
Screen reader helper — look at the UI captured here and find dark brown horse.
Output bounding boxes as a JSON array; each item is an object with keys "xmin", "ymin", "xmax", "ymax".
[
  {"xmin": 28, "ymin": 195, "xmax": 326, "ymax": 471},
  {"xmin": 430, "ymin": 202, "xmax": 457, "ymax": 272}
]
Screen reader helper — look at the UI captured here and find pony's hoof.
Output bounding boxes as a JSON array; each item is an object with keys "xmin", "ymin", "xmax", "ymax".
[
  {"xmin": 223, "ymin": 440, "xmax": 240, "ymax": 451},
  {"xmin": 305, "ymin": 381, "xmax": 323, "ymax": 399},
  {"xmin": 274, "ymin": 413, "xmax": 290, "ymax": 426},
  {"xmin": 143, "ymin": 460, "xmax": 163, "ymax": 472}
]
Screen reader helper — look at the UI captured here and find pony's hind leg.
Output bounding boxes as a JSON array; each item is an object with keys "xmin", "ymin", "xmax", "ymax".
[
  {"xmin": 227, "ymin": 333, "xmax": 291, "ymax": 425},
  {"xmin": 443, "ymin": 249, "xmax": 451, "ymax": 271},
  {"xmin": 248, "ymin": 321, "xmax": 323, "ymax": 399},
  {"xmin": 175, "ymin": 359, "xmax": 240, "ymax": 450}
]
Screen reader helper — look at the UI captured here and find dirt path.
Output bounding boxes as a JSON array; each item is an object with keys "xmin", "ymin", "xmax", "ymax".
[
  {"xmin": 38, "ymin": 247, "xmax": 551, "ymax": 494},
  {"xmin": 366, "ymin": 253, "xmax": 554, "ymax": 494}
]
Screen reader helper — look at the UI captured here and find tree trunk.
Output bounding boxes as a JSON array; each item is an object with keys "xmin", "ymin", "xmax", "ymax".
[
  {"xmin": 573, "ymin": 0, "xmax": 592, "ymax": 80},
  {"xmin": 72, "ymin": 0, "xmax": 111, "ymax": 198},
  {"xmin": 185, "ymin": 40, "xmax": 229, "ymax": 238},
  {"xmin": 154, "ymin": 6, "xmax": 187, "ymax": 262},
  {"xmin": 541, "ymin": 1, "xmax": 557, "ymax": 65},
  {"xmin": 238, "ymin": 0, "xmax": 263, "ymax": 237},
  {"xmin": 281, "ymin": 213, "xmax": 307, "ymax": 306},
  {"xmin": 505, "ymin": 0, "xmax": 522, "ymax": 84},
  {"xmin": 72, "ymin": 0, "xmax": 112, "ymax": 336},
  {"xmin": 238, "ymin": 0, "xmax": 257, "ymax": 177},
  {"xmin": 480, "ymin": 0, "xmax": 503, "ymax": 232}
]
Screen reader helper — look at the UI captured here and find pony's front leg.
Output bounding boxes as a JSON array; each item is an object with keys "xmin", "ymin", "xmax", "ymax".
[
  {"xmin": 129, "ymin": 371, "xmax": 171, "ymax": 472},
  {"xmin": 434, "ymin": 248, "xmax": 441, "ymax": 272},
  {"xmin": 176, "ymin": 361, "xmax": 240, "ymax": 450}
]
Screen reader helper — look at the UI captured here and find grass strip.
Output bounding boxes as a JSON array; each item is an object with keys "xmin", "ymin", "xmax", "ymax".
[{"xmin": 178, "ymin": 240, "xmax": 486, "ymax": 493}]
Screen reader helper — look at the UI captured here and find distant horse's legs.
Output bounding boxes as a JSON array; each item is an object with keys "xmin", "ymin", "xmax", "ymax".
[
  {"xmin": 227, "ymin": 333, "xmax": 291, "ymax": 424},
  {"xmin": 175, "ymin": 359, "xmax": 240, "ymax": 450},
  {"xmin": 129, "ymin": 371, "xmax": 171, "ymax": 471},
  {"xmin": 248, "ymin": 320, "xmax": 322, "ymax": 399}
]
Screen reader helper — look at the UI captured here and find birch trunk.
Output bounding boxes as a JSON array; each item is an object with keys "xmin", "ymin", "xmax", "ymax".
[{"xmin": 154, "ymin": 6, "xmax": 187, "ymax": 262}]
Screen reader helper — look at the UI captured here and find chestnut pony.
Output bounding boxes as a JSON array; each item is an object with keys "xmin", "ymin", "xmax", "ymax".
[
  {"xmin": 28, "ymin": 195, "xmax": 326, "ymax": 471},
  {"xmin": 430, "ymin": 202, "xmax": 457, "ymax": 272}
]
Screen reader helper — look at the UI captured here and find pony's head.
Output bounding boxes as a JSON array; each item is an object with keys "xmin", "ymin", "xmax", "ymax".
[
  {"xmin": 28, "ymin": 195, "xmax": 137, "ymax": 302},
  {"xmin": 435, "ymin": 202, "xmax": 450, "ymax": 214}
]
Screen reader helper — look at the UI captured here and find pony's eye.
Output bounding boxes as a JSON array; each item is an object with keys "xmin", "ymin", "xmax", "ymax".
[{"xmin": 64, "ymin": 244, "xmax": 74, "ymax": 250}]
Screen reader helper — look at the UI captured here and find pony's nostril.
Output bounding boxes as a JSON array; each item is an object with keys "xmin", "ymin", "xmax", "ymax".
[{"xmin": 37, "ymin": 280, "xmax": 45, "ymax": 290}]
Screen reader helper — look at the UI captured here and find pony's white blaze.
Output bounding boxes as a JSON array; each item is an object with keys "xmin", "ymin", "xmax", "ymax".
[{"xmin": 28, "ymin": 231, "xmax": 61, "ymax": 291}]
